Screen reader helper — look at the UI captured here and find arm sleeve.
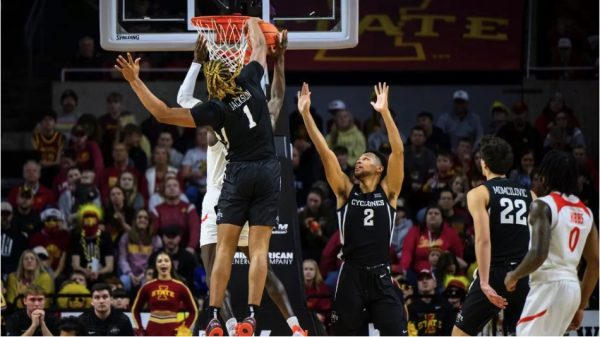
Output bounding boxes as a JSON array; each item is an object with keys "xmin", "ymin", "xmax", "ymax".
[
  {"xmin": 189, "ymin": 99, "xmax": 226, "ymax": 129},
  {"xmin": 118, "ymin": 234, "xmax": 132, "ymax": 275},
  {"xmin": 187, "ymin": 205, "xmax": 200, "ymax": 249},
  {"xmin": 177, "ymin": 62, "xmax": 203, "ymax": 109},
  {"xmin": 180, "ymin": 283, "xmax": 199, "ymax": 329},
  {"xmin": 400, "ymin": 227, "xmax": 418, "ymax": 271},
  {"xmin": 131, "ymin": 284, "xmax": 148, "ymax": 330},
  {"xmin": 236, "ymin": 61, "xmax": 264, "ymax": 86}
]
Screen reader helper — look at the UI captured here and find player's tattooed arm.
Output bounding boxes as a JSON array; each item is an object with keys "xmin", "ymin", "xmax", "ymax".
[
  {"xmin": 268, "ymin": 30, "xmax": 287, "ymax": 129},
  {"xmin": 297, "ymin": 82, "xmax": 352, "ymax": 207},
  {"xmin": 116, "ymin": 53, "xmax": 196, "ymax": 128},
  {"xmin": 504, "ymin": 200, "xmax": 551, "ymax": 291},
  {"xmin": 372, "ymin": 82, "xmax": 404, "ymax": 205}
]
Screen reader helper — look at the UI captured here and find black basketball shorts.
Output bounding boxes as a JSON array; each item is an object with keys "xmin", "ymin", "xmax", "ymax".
[
  {"xmin": 216, "ymin": 158, "xmax": 281, "ymax": 227},
  {"xmin": 455, "ymin": 263, "xmax": 529, "ymax": 335}
]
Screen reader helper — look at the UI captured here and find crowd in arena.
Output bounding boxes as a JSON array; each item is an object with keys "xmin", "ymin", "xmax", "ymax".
[{"xmin": 0, "ymin": 83, "xmax": 598, "ymax": 335}]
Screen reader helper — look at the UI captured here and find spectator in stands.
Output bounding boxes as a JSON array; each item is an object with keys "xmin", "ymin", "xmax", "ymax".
[
  {"xmin": 58, "ymin": 316, "xmax": 86, "ymax": 336},
  {"xmin": 390, "ymin": 198, "xmax": 413, "ymax": 266},
  {"xmin": 68, "ymin": 271, "xmax": 88, "ymax": 287},
  {"xmin": 147, "ymin": 171, "xmax": 189, "ymax": 213},
  {"xmin": 436, "ymin": 90, "xmax": 484, "ymax": 149},
  {"xmin": 454, "ymin": 137, "xmax": 475, "ymax": 176},
  {"xmin": 303, "ymin": 259, "xmax": 332, "ymax": 328},
  {"xmin": 111, "ymin": 288, "xmax": 130, "ymax": 310},
  {"xmin": 181, "ymin": 126, "xmax": 208, "ymax": 210},
  {"xmin": 157, "ymin": 130, "xmax": 184, "ymax": 168},
  {"xmin": 11, "ymin": 186, "xmax": 41, "ymax": 238},
  {"xmin": 103, "ymin": 186, "xmax": 135, "ymax": 243},
  {"xmin": 319, "ymin": 230, "xmax": 342, "ymax": 290},
  {"xmin": 508, "ymin": 148, "xmax": 535, "ymax": 189},
  {"xmin": 403, "ymin": 126, "xmax": 436, "ymax": 210},
  {"xmin": 6, "ymin": 250, "xmax": 54, "ymax": 308},
  {"xmin": 117, "ymin": 171, "xmax": 145, "ymax": 211},
  {"xmin": 32, "ymin": 111, "xmax": 65, "ymax": 187},
  {"xmin": 118, "ymin": 209, "xmax": 162, "ymax": 292},
  {"xmin": 121, "ymin": 123, "xmax": 149, "ymax": 173},
  {"xmin": 325, "ymin": 99, "xmax": 356, "ymax": 132},
  {"xmin": 535, "ymin": 91, "xmax": 578, "ymax": 138},
  {"xmin": 289, "ymin": 104, "xmax": 323, "ymax": 142},
  {"xmin": 529, "ymin": 168, "xmax": 545, "ymax": 197},
  {"xmin": 146, "ymin": 145, "xmax": 178, "ymax": 197},
  {"xmin": 298, "ymin": 188, "xmax": 336, "ymax": 263},
  {"xmin": 486, "ymin": 100, "xmax": 509, "ymax": 135},
  {"xmin": 147, "ymin": 225, "xmax": 198, "ymax": 287},
  {"xmin": 2, "ymin": 202, "xmax": 28, "ymax": 279},
  {"xmin": 434, "ymin": 252, "xmax": 470, "ymax": 291},
  {"xmin": 56, "ymin": 89, "xmax": 80, "ymax": 137},
  {"xmin": 8, "ymin": 161, "xmax": 56, "ymax": 213},
  {"xmin": 70, "ymin": 170, "xmax": 102, "ymax": 222},
  {"xmin": 437, "ymin": 189, "xmax": 472, "ymax": 241},
  {"xmin": 449, "ymin": 175, "xmax": 469, "ymax": 209},
  {"xmin": 151, "ymin": 177, "xmax": 200, "ymax": 253},
  {"xmin": 573, "ymin": 145, "xmax": 599, "ymax": 191},
  {"xmin": 367, "ymin": 109, "xmax": 396, "ymax": 151},
  {"xmin": 69, "ymin": 124, "xmax": 104, "ymax": 176},
  {"xmin": 56, "ymin": 277, "xmax": 91, "ymax": 311},
  {"xmin": 543, "ymin": 110, "xmax": 586, "ymax": 150},
  {"xmin": 98, "ymin": 92, "xmax": 124, "ymax": 165},
  {"xmin": 5, "ymin": 284, "xmax": 59, "ymax": 336},
  {"xmin": 413, "ymin": 111, "xmax": 451, "ymax": 153},
  {"xmin": 58, "ymin": 166, "xmax": 82, "ymax": 224},
  {"xmin": 77, "ymin": 113, "xmax": 104, "ymax": 144},
  {"xmin": 52, "ymin": 149, "xmax": 77, "ymax": 195},
  {"xmin": 333, "ymin": 145, "xmax": 354, "ymax": 178},
  {"xmin": 29, "ymin": 208, "xmax": 70, "ymax": 279},
  {"xmin": 399, "ymin": 206, "xmax": 464, "ymax": 283},
  {"xmin": 422, "ymin": 151, "xmax": 457, "ymax": 197},
  {"xmin": 407, "ymin": 269, "xmax": 455, "ymax": 336},
  {"xmin": 443, "ymin": 281, "xmax": 466, "ymax": 311},
  {"xmin": 326, "ymin": 108, "xmax": 366, "ymax": 164},
  {"xmin": 77, "ymin": 283, "xmax": 134, "ymax": 336},
  {"xmin": 495, "ymin": 101, "xmax": 543, "ymax": 166},
  {"xmin": 292, "ymin": 143, "xmax": 318, "ymax": 208},
  {"xmin": 101, "ymin": 142, "xmax": 146, "ymax": 202},
  {"xmin": 71, "ymin": 204, "xmax": 114, "ymax": 284},
  {"xmin": 70, "ymin": 36, "xmax": 104, "ymax": 69}
]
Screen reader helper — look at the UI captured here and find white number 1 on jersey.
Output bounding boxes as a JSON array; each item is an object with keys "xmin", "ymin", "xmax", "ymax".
[{"xmin": 243, "ymin": 105, "xmax": 257, "ymax": 129}]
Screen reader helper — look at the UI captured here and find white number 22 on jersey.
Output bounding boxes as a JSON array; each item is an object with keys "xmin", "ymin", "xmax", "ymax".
[
  {"xmin": 243, "ymin": 105, "xmax": 257, "ymax": 129},
  {"xmin": 364, "ymin": 208, "xmax": 374, "ymax": 226},
  {"xmin": 499, "ymin": 197, "xmax": 527, "ymax": 225}
]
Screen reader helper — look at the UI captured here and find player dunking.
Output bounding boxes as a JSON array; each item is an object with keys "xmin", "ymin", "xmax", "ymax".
[
  {"xmin": 116, "ymin": 17, "xmax": 280, "ymax": 336},
  {"xmin": 504, "ymin": 150, "xmax": 599, "ymax": 335},
  {"xmin": 452, "ymin": 136, "xmax": 535, "ymax": 336},
  {"xmin": 177, "ymin": 32, "xmax": 306, "ymax": 336},
  {"xmin": 298, "ymin": 82, "xmax": 407, "ymax": 335}
]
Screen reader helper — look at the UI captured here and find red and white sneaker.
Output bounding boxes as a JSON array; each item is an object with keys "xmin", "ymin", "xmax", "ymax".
[
  {"xmin": 291, "ymin": 325, "xmax": 308, "ymax": 336},
  {"xmin": 206, "ymin": 318, "xmax": 224, "ymax": 336},
  {"xmin": 236, "ymin": 317, "xmax": 256, "ymax": 336}
]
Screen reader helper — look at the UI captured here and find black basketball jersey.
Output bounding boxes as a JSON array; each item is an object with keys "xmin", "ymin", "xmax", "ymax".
[
  {"xmin": 190, "ymin": 61, "xmax": 275, "ymax": 162},
  {"xmin": 482, "ymin": 177, "xmax": 533, "ymax": 265},
  {"xmin": 337, "ymin": 184, "xmax": 396, "ymax": 266}
]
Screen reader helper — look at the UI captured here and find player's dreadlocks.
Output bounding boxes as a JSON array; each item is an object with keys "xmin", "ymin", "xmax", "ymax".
[
  {"xmin": 202, "ymin": 60, "xmax": 243, "ymax": 100},
  {"xmin": 538, "ymin": 150, "xmax": 579, "ymax": 195}
]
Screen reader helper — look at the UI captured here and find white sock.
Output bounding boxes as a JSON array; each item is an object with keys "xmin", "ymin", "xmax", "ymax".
[
  {"xmin": 286, "ymin": 316, "xmax": 300, "ymax": 329},
  {"xmin": 226, "ymin": 318, "xmax": 238, "ymax": 335}
]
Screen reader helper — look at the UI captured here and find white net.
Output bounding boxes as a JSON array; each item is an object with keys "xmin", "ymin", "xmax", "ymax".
[{"xmin": 193, "ymin": 17, "xmax": 249, "ymax": 74}]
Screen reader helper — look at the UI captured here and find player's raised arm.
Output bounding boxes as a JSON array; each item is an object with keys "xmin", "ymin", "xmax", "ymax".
[
  {"xmin": 297, "ymin": 83, "xmax": 352, "ymax": 204},
  {"xmin": 371, "ymin": 82, "xmax": 404, "ymax": 205},
  {"xmin": 115, "ymin": 53, "xmax": 196, "ymax": 128},
  {"xmin": 267, "ymin": 30, "xmax": 287, "ymax": 129},
  {"xmin": 569, "ymin": 224, "xmax": 599, "ymax": 330},
  {"xmin": 468, "ymin": 185, "xmax": 508, "ymax": 309},
  {"xmin": 246, "ymin": 17, "xmax": 267, "ymax": 71},
  {"xmin": 177, "ymin": 35, "xmax": 208, "ymax": 109},
  {"xmin": 504, "ymin": 200, "xmax": 552, "ymax": 291}
]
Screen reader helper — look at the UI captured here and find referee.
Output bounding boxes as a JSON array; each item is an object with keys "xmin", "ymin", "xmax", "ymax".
[{"xmin": 297, "ymin": 82, "xmax": 407, "ymax": 335}]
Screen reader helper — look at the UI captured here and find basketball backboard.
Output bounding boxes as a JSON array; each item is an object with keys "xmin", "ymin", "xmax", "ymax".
[{"xmin": 100, "ymin": 0, "xmax": 358, "ymax": 51}]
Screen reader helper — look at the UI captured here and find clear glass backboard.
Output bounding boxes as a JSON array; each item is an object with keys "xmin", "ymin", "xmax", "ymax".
[{"xmin": 100, "ymin": 0, "xmax": 358, "ymax": 51}]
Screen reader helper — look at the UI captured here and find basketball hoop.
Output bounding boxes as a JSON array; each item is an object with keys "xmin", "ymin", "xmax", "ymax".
[{"xmin": 191, "ymin": 15, "xmax": 250, "ymax": 74}]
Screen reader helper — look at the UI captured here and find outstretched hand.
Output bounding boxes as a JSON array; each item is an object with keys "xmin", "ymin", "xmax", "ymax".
[
  {"xmin": 481, "ymin": 283, "xmax": 508, "ymax": 309},
  {"xmin": 370, "ymin": 82, "xmax": 389, "ymax": 114},
  {"xmin": 297, "ymin": 82, "xmax": 311, "ymax": 114},
  {"xmin": 194, "ymin": 35, "xmax": 209, "ymax": 63},
  {"xmin": 271, "ymin": 29, "xmax": 288, "ymax": 58},
  {"xmin": 114, "ymin": 52, "xmax": 141, "ymax": 83}
]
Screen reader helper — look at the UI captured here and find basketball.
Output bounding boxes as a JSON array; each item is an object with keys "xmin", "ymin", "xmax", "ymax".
[{"xmin": 258, "ymin": 20, "xmax": 280, "ymax": 51}]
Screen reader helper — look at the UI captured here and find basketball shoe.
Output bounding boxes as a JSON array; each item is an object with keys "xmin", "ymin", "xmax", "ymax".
[{"xmin": 236, "ymin": 316, "xmax": 256, "ymax": 336}]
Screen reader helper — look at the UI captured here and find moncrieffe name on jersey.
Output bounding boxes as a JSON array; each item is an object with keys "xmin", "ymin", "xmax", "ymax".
[{"xmin": 491, "ymin": 186, "xmax": 529, "ymax": 197}]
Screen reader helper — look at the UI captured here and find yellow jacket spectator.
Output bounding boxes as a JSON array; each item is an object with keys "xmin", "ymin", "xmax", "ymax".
[{"xmin": 6, "ymin": 250, "xmax": 54, "ymax": 308}]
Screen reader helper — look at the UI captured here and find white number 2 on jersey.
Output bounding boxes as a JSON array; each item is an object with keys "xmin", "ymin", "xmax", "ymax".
[
  {"xmin": 364, "ymin": 208, "xmax": 374, "ymax": 226},
  {"xmin": 499, "ymin": 197, "xmax": 527, "ymax": 225},
  {"xmin": 243, "ymin": 105, "xmax": 257, "ymax": 129}
]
